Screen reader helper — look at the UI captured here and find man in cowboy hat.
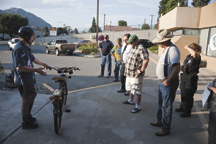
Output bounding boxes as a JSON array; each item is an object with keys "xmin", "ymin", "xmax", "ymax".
[{"xmin": 150, "ymin": 29, "xmax": 180, "ymax": 136}]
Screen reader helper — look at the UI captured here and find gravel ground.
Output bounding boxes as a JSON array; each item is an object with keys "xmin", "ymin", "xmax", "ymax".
[{"xmin": 0, "ymin": 81, "xmax": 52, "ymax": 94}]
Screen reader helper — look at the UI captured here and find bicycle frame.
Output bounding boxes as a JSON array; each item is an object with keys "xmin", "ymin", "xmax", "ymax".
[{"xmin": 47, "ymin": 66, "xmax": 79, "ymax": 134}]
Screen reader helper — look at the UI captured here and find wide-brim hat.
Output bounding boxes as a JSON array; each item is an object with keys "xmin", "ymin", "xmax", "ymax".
[{"xmin": 152, "ymin": 29, "xmax": 174, "ymax": 43}]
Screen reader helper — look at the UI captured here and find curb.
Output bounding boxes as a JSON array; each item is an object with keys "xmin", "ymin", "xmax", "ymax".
[{"xmin": 84, "ymin": 54, "xmax": 101, "ymax": 58}]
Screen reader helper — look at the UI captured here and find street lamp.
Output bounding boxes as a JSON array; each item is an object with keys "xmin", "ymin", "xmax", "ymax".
[
  {"xmin": 96, "ymin": 0, "xmax": 99, "ymax": 46},
  {"xmin": 150, "ymin": 15, "xmax": 154, "ymax": 29},
  {"xmin": 104, "ymin": 14, "xmax": 106, "ymax": 32},
  {"xmin": 58, "ymin": 21, "xmax": 64, "ymax": 28}
]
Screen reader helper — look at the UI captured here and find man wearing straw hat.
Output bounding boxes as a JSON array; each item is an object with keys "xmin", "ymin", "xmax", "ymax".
[{"xmin": 150, "ymin": 29, "xmax": 180, "ymax": 136}]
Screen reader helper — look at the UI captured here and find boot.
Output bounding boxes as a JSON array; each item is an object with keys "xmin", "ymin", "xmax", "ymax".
[
  {"xmin": 29, "ymin": 104, "xmax": 36, "ymax": 122},
  {"xmin": 22, "ymin": 114, "xmax": 38, "ymax": 129},
  {"xmin": 29, "ymin": 114, "xmax": 36, "ymax": 123},
  {"xmin": 175, "ymin": 107, "xmax": 184, "ymax": 112}
]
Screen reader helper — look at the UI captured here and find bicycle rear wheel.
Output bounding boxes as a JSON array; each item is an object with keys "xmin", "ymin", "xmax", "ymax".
[
  {"xmin": 63, "ymin": 83, "xmax": 68, "ymax": 108},
  {"xmin": 53, "ymin": 103, "xmax": 62, "ymax": 134}
]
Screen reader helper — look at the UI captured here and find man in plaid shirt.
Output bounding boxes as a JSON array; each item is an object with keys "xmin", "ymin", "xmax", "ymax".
[{"xmin": 122, "ymin": 35, "xmax": 149, "ymax": 113}]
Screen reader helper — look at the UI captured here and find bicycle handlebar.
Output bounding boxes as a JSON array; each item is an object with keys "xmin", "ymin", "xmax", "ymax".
[{"xmin": 45, "ymin": 66, "xmax": 80, "ymax": 74}]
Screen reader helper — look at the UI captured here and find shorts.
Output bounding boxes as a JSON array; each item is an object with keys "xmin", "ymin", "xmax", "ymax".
[
  {"xmin": 126, "ymin": 76, "xmax": 144, "ymax": 95},
  {"xmin": 18, "ymin": 85, "xmax": 36, "ymax": 98}
]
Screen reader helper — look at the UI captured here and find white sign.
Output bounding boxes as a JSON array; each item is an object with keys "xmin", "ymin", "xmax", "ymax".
[
  {"xmin": 50, "ymin": 27, "xmax": 57, "ymax": 36},
  {"xmin": 210, "ymin": 34, "xmax": 216, "ymax": 51},
  {"xmin": 202, "ymin": 83, "xmax": 211, "ymax": 107}
]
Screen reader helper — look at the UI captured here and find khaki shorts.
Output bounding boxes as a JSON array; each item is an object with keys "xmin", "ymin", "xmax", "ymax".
[
  {"xmin": 18, "ymin": 85, "xmax": 36, "ymax": 98},
  {"xmin": 126, "ymin": 76, "xmax": 144, "ymax": 95}
]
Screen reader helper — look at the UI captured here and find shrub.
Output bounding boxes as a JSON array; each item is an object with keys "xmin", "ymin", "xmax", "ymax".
[
  {"xmin": 0, "ymin": 61, "xmax": 4, "ymax": 78},
  {"xmin": 78, "ymin": 42, "xmax": 99, "ymax": 55},
  {"xmin": 148, "ymin": 45, "xmax": 158, "ymax": 53}
]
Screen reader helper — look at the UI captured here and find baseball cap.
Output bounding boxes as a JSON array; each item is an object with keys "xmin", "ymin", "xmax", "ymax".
[{"xmin": 127, "ymin": 35, "xmax": 138, "ymax": 43}]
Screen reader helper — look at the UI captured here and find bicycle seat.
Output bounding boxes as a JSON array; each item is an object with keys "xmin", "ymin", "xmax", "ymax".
[{"xmin": 52, "ymin": 77, "xmax": 66, "ymax": 81}]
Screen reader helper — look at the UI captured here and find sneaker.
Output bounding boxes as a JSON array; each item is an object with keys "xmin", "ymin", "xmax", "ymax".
[
  {"xmin": 131, "ymin": 108, "xmax": 141, "ymax": 113},
  {"xmin": 113, "ymin": 79, "xmax": 119, "ymax": 82},
  {"xmin": 175, "ymin": 107, "xmax": 184, "ymax": 112},
  {"xmin": 155, "ymin": 129, "xmax": 170, "ymax": 136},
  {"xmin": 124, "ymin": 91, "xmax": 130, "ymax": 96},
  {"xmin": 22, "ymin": 122, "xmax": 38, "ymax": 129},
  {"xmin": 122, "ymin": 100, "xmax": 134, "ymax": 105},
  {"xmin": 106, "ymin": 76, "xmax": 111, "ymax": 78},
  {"xmin": 150, "ymin": 121, "xmax": 163, "ymax": 127},
  {"xmin": 98, "ymin": 75, "xmax": 104, "ymax": 78}
]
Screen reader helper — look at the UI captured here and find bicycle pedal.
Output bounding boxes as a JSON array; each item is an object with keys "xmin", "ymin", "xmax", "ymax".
[{"xmin": 65, "ymin": 109, "xmax": 71, "ymax": 113}]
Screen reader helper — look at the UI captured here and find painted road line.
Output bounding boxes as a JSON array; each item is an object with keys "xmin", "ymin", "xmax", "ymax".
[{"xmin": 68, "ymin": 82, "xmax": 120, "ymax": 93}]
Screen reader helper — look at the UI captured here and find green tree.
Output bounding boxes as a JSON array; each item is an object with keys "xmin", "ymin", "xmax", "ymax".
[
  {"xmin": 165, "ymin": 0, "xmax": 188, "ymax": 14},
  {"xmin": 63, "ymin": 25, "xmax": 72, "ymax": 34},
  {"xmin": 141, "ymin": 23, "xmax": 150, "ymax": 30},
  {"xmin": 0, "ymin": 14, "xmax": 29, "ymax": 38},
  {"xmin": 74, "ymin": 28, "xmax": 79, "ymax": 34},
  {"xmin": 118, "ymin": 20, "xmax": 127, "ymax": 26},
  {"xmin": 88, "ymin": 17, "xmax": 102, "ymax": 33},
  {"xmin": 191, "ymin": 0, "xmax": 210, "ymax": 7},
  {"xmin": 154, "ymin": 23, "xmax": 158, "ymax": 29},
  {"xmin": 158, "ymin": 0, "xmax": 169, "ymax": 18},
  {"xmin": 43, "ymin": 26, "xmax": 49, "ymax": 32}
]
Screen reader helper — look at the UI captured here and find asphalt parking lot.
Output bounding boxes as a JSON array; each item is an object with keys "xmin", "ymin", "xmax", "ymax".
[{"xmin": 0, "ymin": 44, "xmax": 215, "ymax": 144}]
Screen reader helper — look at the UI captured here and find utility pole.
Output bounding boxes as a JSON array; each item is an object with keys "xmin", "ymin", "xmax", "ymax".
[
  {"xmin": 143, "ymin": 19, "xmax": 146, "ymax": 30},
  {"xmin": 110, "ymin": 21, "xmax": 112, "ymax": 31},
  {"xmin": 103, "ymin": 14, "xmax": 106, "ymax": 32},
  {"xmin": 150, "ymin": 15, "xmax": 154, "ymax": 29},
  {"xmin": 96, "ymin": 0, "xmax": 99, "ymax": 46}
]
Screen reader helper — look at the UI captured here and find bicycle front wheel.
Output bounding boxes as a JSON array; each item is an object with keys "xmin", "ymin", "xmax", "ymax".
[{"xmin": 53, "ymin": 106, "xmax": 62, "ymax": 134}]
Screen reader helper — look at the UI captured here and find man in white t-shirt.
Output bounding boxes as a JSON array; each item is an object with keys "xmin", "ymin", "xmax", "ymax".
[
  {"xmin": 117, "ymin": 33, "xmax": 132, "ymax": 95},
  {"xmin": 150, "ymin": 29, "xmax": 180, "ymax": 136}
]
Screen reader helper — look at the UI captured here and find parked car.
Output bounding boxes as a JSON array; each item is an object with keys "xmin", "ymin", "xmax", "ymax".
[
  {"xmin": 73, "ymin": 40, "xmax": 91, "ymax": 48},
  {"xmin": 8, "ymin": 38, "xmax": 20, "ymax": 51},
  {"xmin": 4, "ymin": 34, "xmax": 10, "ymax": 40},
  {"xmin": 46, "ymin": 40, "xmax": 75, "ymax": 56}
]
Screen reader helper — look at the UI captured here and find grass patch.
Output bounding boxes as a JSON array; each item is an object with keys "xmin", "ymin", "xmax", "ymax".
[
  {"xmin": 148, "ymin": 45, "xmax": 158, "ymax": 53},
  {"xmin": 78, "ymin": 42, "xmax": 99, "ymax": 55}
]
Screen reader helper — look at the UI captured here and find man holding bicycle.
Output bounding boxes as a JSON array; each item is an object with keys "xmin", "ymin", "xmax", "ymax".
[{"xmin": 12, "ymin": 26, "xmax": 49, "ymax": 129}]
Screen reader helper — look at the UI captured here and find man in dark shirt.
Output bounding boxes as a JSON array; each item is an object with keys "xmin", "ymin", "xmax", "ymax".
[
  {"xmin": 98, "ymin": 34, "xmax": 114, "ymax": 78},
  {"xmin": 12, "ymin": 26, "xmax": 49, "ymax": 129}
]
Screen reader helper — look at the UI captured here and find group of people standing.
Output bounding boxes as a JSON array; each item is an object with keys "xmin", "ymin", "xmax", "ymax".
[
  {"xmin": 12, "ymin": 26, "xmax": 216, "ymax": 143},
  {"xmin": 98, "ymin": 29, "xmax": 216, "ymax": 142}
]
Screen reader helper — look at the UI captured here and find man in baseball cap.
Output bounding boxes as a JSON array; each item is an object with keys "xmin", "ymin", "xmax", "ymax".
[{"xmin": 122, "ymin": 35, "xmax": 149, "ymax": 113}]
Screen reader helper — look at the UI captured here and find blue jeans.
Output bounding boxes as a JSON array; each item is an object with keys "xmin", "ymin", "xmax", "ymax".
[
  {"xmin": 114, "ymin": 59, "xmax": 121, "ymax": 80},
  {"xmin": 100, "ymin": 54, "xmax": 111, "ymax": 77},
  {"xmin": 157, "ymin": 77, "xmax": 179, "ymax": 132}
]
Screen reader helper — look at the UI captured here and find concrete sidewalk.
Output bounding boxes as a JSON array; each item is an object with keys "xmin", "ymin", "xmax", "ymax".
[{"xmin": 0, "ymin": 52, "xmax": 215, "ymax": 144}]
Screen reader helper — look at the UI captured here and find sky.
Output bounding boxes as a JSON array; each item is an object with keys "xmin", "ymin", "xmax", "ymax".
[{"xmin": 0, "ymin": 0, "xmax": 215, "ymax": 31}]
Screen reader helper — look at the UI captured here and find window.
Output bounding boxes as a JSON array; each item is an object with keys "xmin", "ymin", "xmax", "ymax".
[
  {"xmin": 184, "ymin": 29, "xmax": 199, "ymax": 36},
  {"xmin": 173, "ymin": 29, "xmax": 183, "ymax": 36},
  {"xmin": 206, "ymin": 27, "xmax": 216, "ymax": 57},
  {"xmin": 199, "ymin": 29, "xmax": 209, "ymax": 55}
]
